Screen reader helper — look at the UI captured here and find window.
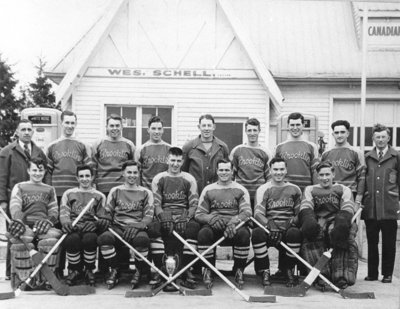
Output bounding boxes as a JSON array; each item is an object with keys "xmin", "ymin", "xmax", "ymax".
[{"xmin": 106, "ymin": 106, "xmax": 173, "ymax": 145}]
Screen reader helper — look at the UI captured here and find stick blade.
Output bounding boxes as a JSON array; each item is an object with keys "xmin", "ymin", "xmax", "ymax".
[
  {"xmin": 68, "ymin": 285, "xmax": 96, "ymax": 295},
  {"xmin": 125, "ymin": 290, "xmax": 153, "ymax": 298},
  {"xmin": 248, "ymin": 295, "xmax": 277, "ymax": 303},
  {"xmin": 0, "ymin": 291, "xmax": 15, "ymax": 300},
  {"xmin": 264, "ymin": 285, "xmax": 306, "ymax": 297},
  {"xmin": 339, "ymin": 290, "xmax": 375, "ymax": 299}
]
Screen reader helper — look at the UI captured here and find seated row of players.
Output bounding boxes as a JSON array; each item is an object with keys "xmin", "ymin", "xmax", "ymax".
[{"xmin": 7, "ymin": 146, "xmax": 357, "ymax": 291}]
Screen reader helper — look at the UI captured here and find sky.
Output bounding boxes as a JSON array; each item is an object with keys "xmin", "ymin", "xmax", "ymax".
[{"xmin": 0, "ymin": 0, "xmax": 111, "ymax": 88}]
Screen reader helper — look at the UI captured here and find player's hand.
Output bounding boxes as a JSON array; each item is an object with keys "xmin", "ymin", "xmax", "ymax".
[
  {"xmin": 269, "ymin": 230, "xmax": 283, "ymax": 246},
  {"xmin": 9, "ymin": 219, "xmax": 26, "ymax": 238},
  {"xmin": 62, "ymin": 222, "xmax": 74, "ymax": 234},
  {"xmin": 209, "ymin": 217, "xmax": 226, "ymax": 231},
  {"xmin": 123, "ymin": 226, "xmax": 139, "ymax": 242},
  {"xmin": 223, "ymin": 223, "xmax": 236, "ymax": 239},
  {"xmin": 159, "ymin": 212, "xmax": 174, "ymax": 236},
  {"xmin": 81, "ymin": 221, "xmax": 97, "ymax": 233},
  {"xmin": 34, "ymin": 219, "xmax": 53, "ymax": 235},
  {"xmin": 96, "ymin": 217, "xmax": 111, "ymax": 231},
  {"xmin": 175, "ymin": 211, "xmax": 189, "ymax": 235}
]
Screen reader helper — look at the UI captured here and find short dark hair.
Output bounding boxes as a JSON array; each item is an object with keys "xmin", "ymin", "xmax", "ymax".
[
  {"xmin": 245, "ymin": 118, "xmax": 260, "ymax": 130},
  {"xmin": 148, "ymin": 115, "xmax": 163, "ymax": 127},
  {"xmin": 106, "ymin": 114, "xmax": 122, "ymax": 125},
  {"xmin": 168, "ymin": 147, "xmax": 183, "ymax": 157},
  {"xmin": 199, "ymin": 114, "xmax": 215, "ymax": 124},
  {"xmin": 269, "ymin": 157, "xmax": 286, "ymax": 168},
  {"xmin": 316, "ymin": 161, "xmax": 334, "ymax": 173},
  {"xmin": 61, "ymin": 110, "xmax": 77, "ymax": 122},
  {"xmin": 28, "ymin": 158, "xmax": 47, "ymax": 170},
  {"xmin": 17, "ymin": 119, "xmax": 32, "ymax": 128},
  {"xmin": 76, "ymin": 164, "xmax": 93, "ymax": 176},
  {"xmin": 372, "ymin": 123, "xmax": 391, "ymax": 136},
  {"xmin": 331, "ymin": 120, "xmax": 350, "ymax": 131},
  {"xmin": 287, "ymin": 112, "xmax": 304, "ymax": 124},
  {"xmin": 122, "ymin": 160, "xmax": 139, "ymax": 171},
  {"xmin": 216, "ymin": 158, "xmax": 232, "ymax": 170}
]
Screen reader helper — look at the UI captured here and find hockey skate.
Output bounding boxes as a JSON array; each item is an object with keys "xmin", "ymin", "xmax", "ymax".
[
  {"xmin": 65, "ymin": 270, "xmax": 81, "ymax": 286},
  {"xmin": 149, "ymin": 272, "xmax": 163, "ymax": 289},
  {"xmin": 286, "ymin": 268, "xmax": 296, "ymax": 287},
  {"xmin": 85, "ymin": 269, "xmax": 96, "ymax": 286},
  {"xmin": 105, "ymin": 268, "xmax": 119, "ymax": 290},
  {"xmin": 262, "ymin": 269, "xmax": 271, "ymax": 287},
  {"xmin": 203, "ymin": 268, "xmax": 213, "ymax": 289},
  {"xmin": 234, "ymin": 268, "xmax": 244, "ymax": 290},
  {"xmin": 130, "ymin": 269, "xmax": 141, "ymax": 290},
  {"xmin": 180, "ymin": 268, "xmax": 197, "ymax": 289}
]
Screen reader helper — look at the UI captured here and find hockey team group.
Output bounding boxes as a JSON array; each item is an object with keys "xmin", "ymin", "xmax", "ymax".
[{"xmin": 0, "ymin": 110, "xmax": 398, "ymax": 298}]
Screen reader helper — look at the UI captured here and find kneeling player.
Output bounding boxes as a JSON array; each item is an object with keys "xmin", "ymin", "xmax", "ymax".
[
  {"xmin": 149, "ymin": 147, "xmax": 200, "ymax": 290},
  {"xmin": 195, "ymin": 159, "xmax": 252, "ymax": 289},
  {"xmin": 60, "ymin": 165, "xmax": 106, "ymax": 286},
  {"xmin": 8, "ymin": 158, "xmax": 62, "ymax": 289},
  {"xmin": 252, "ymin": 158, "xmax": 302, "ymax": 287},
  {"xmin": 97, "ymin": 161, "xmax": 154, "ymax": 289},
  {"xmin": 299, "ymin": 161, "xmax": 358, "ymax": 290}
]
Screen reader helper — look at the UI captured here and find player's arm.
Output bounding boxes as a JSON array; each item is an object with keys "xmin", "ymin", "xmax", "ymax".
[
  {"xmin": 254, "ymin": 185, "xmax": 269, "ymax": 226},
  {"xmin": 194, "ymin": 188, "xmax": 213, "ymax": 224},
  {"xmin": 187, "ymin": 175, "xmax": 199, "ymax": 219},
  {"xmin": 355, "ymin": 148, "xmax": 366, "ymax": 204},
  {"xmin": 151, "ymin": 174, "xmax": 164, "ymax": 217},
  {"xmin": 310, "ymin": 142, "xmax": 320, "ymax": 184},
  {"xmin": 0, "ymin": 148, "xmax": 11, "ymax": 207},
  {"xmin": 141, "ymin": 189, "xmax": 154, "ymax": 227}
]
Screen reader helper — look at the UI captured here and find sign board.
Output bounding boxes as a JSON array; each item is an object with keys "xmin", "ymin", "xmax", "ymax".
[{"xmin": 364, "ymin": 18, "xmax": 400, "ymax": 50}]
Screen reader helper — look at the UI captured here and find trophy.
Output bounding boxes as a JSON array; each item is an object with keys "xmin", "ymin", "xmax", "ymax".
[{"xmin": 162, "ymin": 254, "xmax": 180, "ymax": 292}]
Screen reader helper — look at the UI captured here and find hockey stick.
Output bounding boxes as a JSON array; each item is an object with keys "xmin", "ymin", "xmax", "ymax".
[
  {"xmin": 251, "ymin": 211, "xmax": 374, "ymax": 299},
  {"xmin": 0, "ymin": 198, "xmax": 96, "ymax": 299},
  {"xmin": 173, "ymin": 230, "xmax": 276, "ymax": 303},
  {"xmin": 151, "ymin": 220, "xmax": 247, "ymax": 296}
]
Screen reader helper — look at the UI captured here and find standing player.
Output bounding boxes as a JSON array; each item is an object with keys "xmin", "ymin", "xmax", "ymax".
[
  {"xmin": 60, "ymin": 165, "xmax": 106, "ymax": 286},
  {"xmin": 195, "ymin": 159, "xmax": 252, "ymax": 289},
  {"xmin": 252, "ymin": 158, "xmax": 302, "ymax": 287},
  {"xmin": 135, "ymin": 116, "xmax": 171, "ymax": 189},
  {"xmin": 299, "ymin": 161, "xmax": 357, "ymax": 290},
  {"xmin": 274, "ymin": 112, "xmax": 319, "ymax": 192},
  {"xmin": 8, "ymin": 158, "xmax": 62, "ymax": 289},
  {"xmin": 149, "ymin": 147, "xmax": 199, "ymax": 289},
  {"xmin": 321, "ymin": 120, "xmax": 365, "ymax": 204},
  {"xmin": 182, "ymin": 114, "xmax": 229, "ymax": 195},
  {"xmin": 92, "ymin": 114, "xmax": 136, "ymax": 196},
  {"xmin": 97, "ymin": 161, "xmax": 154, "ymax": 289},
  {"xmin": 230, "ymin": 118, "xmax": 271, "ymax": 209}
]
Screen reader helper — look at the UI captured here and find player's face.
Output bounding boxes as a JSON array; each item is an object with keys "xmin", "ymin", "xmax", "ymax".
[
  {"xmin": 168, "ymin": 154, "xmax": 183, "ymax": 175},
  {"xmin": 317, "ymin": 167, "xmax": 335, "ymax": 189},
  {"xmin": 106, "ymin": 119, "xmax": 122, "ymax": 140},
  {"xmin": 217, "ymin": 162, "xmax": 233, "ymax": 184},
  {"xmin": 373, "ymin": 130, "xmax": 390, "ymax": 151},
  {"xmin": 270, "ymin": 161, "xmax": 287, "ymax": 183},
  {"xmin": 27, "ymin": 163, "xmax": 45, "ymax": 184},
  {"xmin": 246, "ymin": 124, "xmax": 260, "ymax": 144},
  {"xmin": 288, "ymin": 118, "xmax": 303, "ymax": 138},
  {"xmin": 148, "ymin": 121, "xmax": 163, "ymax": 143},
  {"xmin": 77, "ymin": 169, "xmax": 93, "ymax": 189},
  {"xmin": 332, "ymin": 125, "xmax": 349, "ymax": 146},
  {"xmin": 62, "ymin": 115, "xmax": 77, "ymax": 137},
  {"xmin": 124, "ymin": 165, "xmax": 139, "ymax": 185},
  {"xmin": 198, "ymin": 118, "xmax": 215, "ymax": 140},
  {"xmin": 17, "ymin": 122, "xmax": 34, "ymax": 144}
]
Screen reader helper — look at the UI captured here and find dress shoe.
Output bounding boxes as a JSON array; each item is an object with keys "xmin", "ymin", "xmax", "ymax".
[
  {"xmin": 381, "ymin": 276, "xmax": 392, "ymax": 283},
  {"xmin": 364, "ymin": 276, "xmax": 378, "ymax": 281}
]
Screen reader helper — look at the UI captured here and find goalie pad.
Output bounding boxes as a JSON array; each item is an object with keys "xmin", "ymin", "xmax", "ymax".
[
  {"xmin": 10, "ymin": 243, "xmax": 35, "ymax": 287},
  {"xmin": 38, "ymin": 238, "xmax": 59, "ymax": 272},
  {"xmin": 300, "ymin": 237, "xmax": 331, "ymax": 279}
]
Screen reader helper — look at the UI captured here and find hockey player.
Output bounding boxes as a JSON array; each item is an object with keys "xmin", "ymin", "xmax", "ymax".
[
  {"xmin": 97, "ymin": 161, "xmax": 154, "ymax": 289},
  {"xmin": 60, "ymin": 165, "xmax": 106, "ymax": 286},
  {"xmin": 149, "ymin": 147, "xmax": 199, "ymax": 290},
  {"xmin": 195, "ymin": 159, "xmax": 252, "ymax": 289},
  {"xmin": 321, "ymin": 120, "xmax": 365, "ymax": 203},
  {"xmin": 299, "ymin": 161, "xmax": 357, "ymax": 290},
  {"xmin": 251, "ymin": 158, "xmax": 302, "ymax": 287},
  {"xmin": 7, "ymin": 158, "xmax": 62, "ymax": 289},
  {"xmin": 230, "ymin": 118, "xmax": 271, "ymax": 209},
  {"xmin": 92, "ymin": 114, "xmax": 136, "ymax": 196},
  {"xmin": 135, "ymin": 115, "xmax": 171, "ymax": 189}
]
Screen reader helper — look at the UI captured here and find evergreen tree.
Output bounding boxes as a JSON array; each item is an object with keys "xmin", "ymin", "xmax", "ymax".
[
  {"xmin": 0, "ymin": 55, "xmax": 23, "ymax": 147},
  {"xmin": 27, "ymin": 57, "xmax": 57, "ymax": 109}
]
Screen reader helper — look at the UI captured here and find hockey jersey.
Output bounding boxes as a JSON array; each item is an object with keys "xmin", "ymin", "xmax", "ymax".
[
  {"xmin": 46, "ymin": 137, "xmax": 92, "ymax": 197},
  {"xmin": 135, "ymin": 140, "xmax": 171, "ymax": 189},
  {"xmin": 105, "ymin": 184, "xmax": 154, "ymax": 228},
  {"xmin": 152, "ymin": 171, "xmax": 198, "ymax": 217},
  {"xmin": 92, "ymin": 137, "xmax": 135, "ymax": 194},
  {"xmin": 10, "ymin": 181, "xmax": 58, "ymax": 226}
]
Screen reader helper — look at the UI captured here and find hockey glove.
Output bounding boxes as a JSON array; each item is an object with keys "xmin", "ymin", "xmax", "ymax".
[
  {"xmin": 159, "ymin": 211, "xmax": 174, "ymax": 236},
  {"xmin": 330, "ymin": 210, "xmax": 353, "ymax": 250},
  {"xmin": 96, "ymin": 217, "xmax": 111, "ymax": 232},
  {"xmin": 299, "ymin": 208, "xmax": 320, "ymax": 240},
  {"xmin": 266, "ymin": 219, "xmax": 282, "ymax": 246},
  {"xmin": 123, "ymin": 226, "xmax": 139, "ymax": 242},
  {"xmin": 9, "ymin": 219, "xmax": 26, "ymax": 238},
  {"xmin": 175, "ymin": 210, "xmax": 189, "ymax": 235},
  {"xmin": 81, "ymin": 221, "xmax": 97, "ymax": 233},
  {"xmin": 62, "ymin": 222, "xmax": 74, "ymax": 234},
  {"xmin": 223, "ymin": 223, "xmax": 236, "ymax": 239},
  {"xmin": 34, "ymin": 219, "xmax": 53, "ymax": 235},
  {"xmin": 209, "ymin": 216, "xmax": 226, "ymax": 232}
]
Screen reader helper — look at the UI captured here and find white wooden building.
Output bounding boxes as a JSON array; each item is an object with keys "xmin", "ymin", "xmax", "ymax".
[{"xmin": 46, "ymin": 0, "xmax": 400, "ymax": 151}]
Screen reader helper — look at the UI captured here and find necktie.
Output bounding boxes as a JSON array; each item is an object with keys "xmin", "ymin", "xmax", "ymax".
[
  {"xmin": 378, "ymin": 151, "xmax": 383, "ymax": 160},
  {"xmin": 23, "ymin": 144, "xmax": 31, "ymax": 159}
]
